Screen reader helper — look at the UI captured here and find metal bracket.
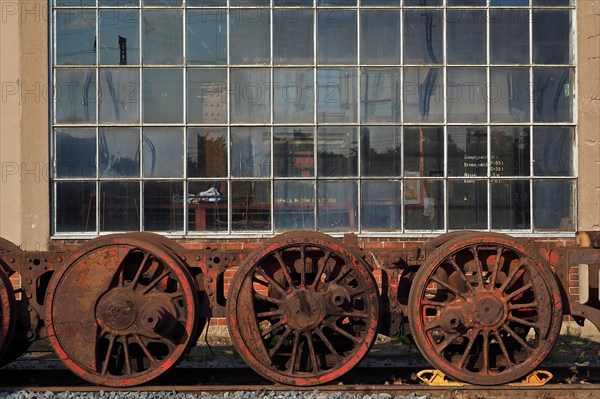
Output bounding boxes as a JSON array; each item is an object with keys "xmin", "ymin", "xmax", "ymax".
[
  {"xmin": 508, "ymin": 370, "xmax": 553, "ymax": 387},
  {"xmin": 416, "ymin": 369, "xmax": 467, "ymax": 386}
]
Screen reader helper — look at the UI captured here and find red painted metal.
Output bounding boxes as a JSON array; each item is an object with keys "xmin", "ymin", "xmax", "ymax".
[
  {"xmin": 226, "ymin": 231, "xmax": 380, "ymax": 386},
  {"xmin": 44, "ymin": 234, "xmax": 199, "ymax": 387},
  {"xmin": 0, "ymin": 267, "xmax": 16, "ymax": 364},
  {"xmin": 408, "ymin": 233, "xmax": 562, "ymax": 385}
]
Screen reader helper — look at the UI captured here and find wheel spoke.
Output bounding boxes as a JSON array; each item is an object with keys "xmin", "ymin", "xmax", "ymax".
[
  {"xmin": 288, "ymin": 331, "xmax": 301, "ymax": 373},
  {"xmin": 482, "ymin": 331, "xmax": 490, "ymax": 374},
  {"xmin": 493, "ymin": 332, "xmax": 514, "ymax": 369},
  {"xmin": 131, "ymin": 251, "xmax": 151, "ymax": 289},
  {"xmin": 490, "ymin": 247, "xmax": 504, "ymax": 289},
  {"xmin": 135, "ymin": 335, "xmax": 157, "ymax": 365},
  {"xmin": 469, "ymin": 247, "xmax": 486, "ymax": 289},
  {"xmin": 505, "ymin": 283, "xmax": 533, "ymax": 302},
  {"xmin": 425, "ymin": 321, "xmax": 441, "ymax": 332},
  {"xmin": 447, "ymin": 256, "xmax": 475, "ymax": 293},
  {"xmin": 329, "ymin": 323, "xmax": 361, "ymax": 344},
  {"xmin": 257, "ymin": 310, "xmax": 283, "ymax": 319},
  {"xmin": 499, "ymin": 263, "xmax": 525, "ymax": 293},
  {"xmin": 457, "ymin": 329, "xmax": 479, "ymax": 369},
  {"xmin": 122, "ymin": 336, "xmax": 133, "ymax": 375},
  {"xmin": 430, "ymin": 276, "xmax": 468, "ymax": 300},
  {"xmin": 268, "ymin": 327, "xmax": 292, "ymax": 358},
  {"xmin": 509, "ymin": 301, "xmax": 538, "ymax": 311},
  {"xmin": 261, "ymin": 320, "xmax": 286, "ymax": 338},
  {"xmin": 142, "ymin": 270, "xmax": 171, "ymax": 294},
  {"xmin": 300, "ymin": 245, "xmax": 307, "ymax": 288},
  {"xmin": 256, "ymin": 270, "xmax": 289, "ymax": 297},
  {"xmin": 502, "ymin": 323, "xmax": 533, "ymax": 352},
  {"xmin": 434, "ymin": 333, "xmax": 460, "ymax": 354},
  {"xmin": 315, "ymin": 327, "xmax": 342, "ymax": 363},
  {"xmin": 332, "ymin": 267, "xmax": 352, "ymax": 285},
  {"xmin": 508, "ymin": 315, "xmax": 540, "ymax": 330},
  {"xmin": 311, "ymin": 250, "xmax": 332, "ymax": 289},
  {"xmin": 305, "ymin": 332, "xmax": 319, "ymax": 372},
  {"xmin": 254, "ymin": 292, "xmax": 283, "ymax": 306},
  {"xmin": 423, "ymin": 299, "xmax": 446, "ymax": 308},
  {"xmin": 273, "ymin": 250, "xmax": 294, "ymax": 289},
  {"xmin": 101, "ymin": 335, "xmax": 117, "ymax": 375},
  {"xmin": 329, "ymin": 311, "xmax": 369, "ymax": 319}
]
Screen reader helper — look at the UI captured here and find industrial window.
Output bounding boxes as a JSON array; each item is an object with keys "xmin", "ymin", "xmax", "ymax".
[{"xmin": 51, "ymin": 0, "xmax": 576, "ymax": 236}]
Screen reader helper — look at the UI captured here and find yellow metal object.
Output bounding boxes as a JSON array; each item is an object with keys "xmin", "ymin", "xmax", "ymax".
[
  {"xmin": 508, "ymin": 370, "xmax": 553, "ymax": 387},
  {"xmin": 416, "ymin": 369, "xmax": 467, "ymax": 386}
]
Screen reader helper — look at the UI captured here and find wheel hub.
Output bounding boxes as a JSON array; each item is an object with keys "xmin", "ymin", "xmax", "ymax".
[
  {"xmin": 96, "ymin": 289, "xmax": 138, "ymax": 332},
  {"xmin": 473, "ymin": 293, "xmax": 505, "ymax": 327},
  {"xmin": 284, "ymin": 290, "xmax": 324, "ymax": 331}
]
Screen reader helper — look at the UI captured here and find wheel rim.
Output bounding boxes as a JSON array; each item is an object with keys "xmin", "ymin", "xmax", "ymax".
[
  {"xmin": 0, "ymin": 267, "xmax": 16, "ymax": 363},
  {"xmin": 45, "ymin": 235, "xmax": 198, "ymax": 387},
  {"xmin": 408, "ymin": 234, "xmax": 562, "ymax": 385},
  {"xmin": 227, "ymin": 231, "xmax": 380, "ymax": 386}
]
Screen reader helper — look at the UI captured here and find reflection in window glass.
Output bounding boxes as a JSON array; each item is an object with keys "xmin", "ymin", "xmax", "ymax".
[
  {"xmin": 231, "ymin": 68, "xmax": 271, "ymax": 123},
  {"xmin": 143, "ymin": 128, "xmax": 184, "ymax": 178},
  {"xmin": 534, "ymin": 127, "xmax": 573, "ymax": 176},
  {"xmin": 361, "ymin": 180, "xmax": 401, "ymax": 231},
  {"xmin": 404, "ymin": 179, "xmax": 444, "ymax": 231},
  {"xmin": 447, "ymin": 126, "xmax": 487, "ymax": 177},
  {"xmin": 448, "ymin": 180, "xmax": 487, "ymax": 229},
  {"xmin": 143, "ymin": 181, "xmax": 184, "ymax": 231},
  {"xmin": 273, "ymin": 9, "xmax": 313, "ymax": 65},
  {"xmin": 187, "ymin": 127, "xmax": 227, "ymax": 178},
  {"xmin": 534, "ymin": 180, "xmax": 574, "ymax": 231},
  {"xmin": 232, "ymin": 181, "xmax": 271, "ymax": 231},
  {"xmin": 56, "ymin": 9, "xmax": 96, "ymax": 65},
  {"xmin": 447, "ymin": 10, "xmax": 486, "ymax": 65},
  {"xmin": 533, "ymin": 10, "xmax": 572, "ymax": 65},
  {"xmin": 317, "ymin": 68, "xmax": 358, "ymax": 123},
  {"xmin": 186, "ymin": 10, "xmax": 227, "ymax": 65},
  {"xmin": 361, "ymin": 127, "xmax": 401, "ymax": 177},
  {"xmin": 56, "ymin": 128, "xmax": 96, "ymax": 178},
  {"xmin": 404, "ymin": 127, "xmax": 444, "ymax": 178},
  {"xmin": 275, "ymin": 181, "xmax": 315, "ymax": 231},
  {"xmin": 274, "ymin": 127, "xmax": 315, "ymax": 178},
  {"xmin": 492, "ymin": 180, "xmax": 530, "ymax": 230},
  {"xmin": 491, "ymin": 127, "xmax": 530, "ymax": 177},
  {"xmin": 142, "ymin": 10, "xmax": 183, "ymax": 65},
  {"xmin": 318, "ymin": 127, "xmax": 358, "ymax": 177},
  {"xmin": 317, "ymin": 10, "xmax": 357, "ymax": 65},
  {"xmin": 361, "ymin": 68, "xmax": 400, "ymax": 123},
  {"xmin": 404, "ymin": 10, "xmax": 443, "ymax": 65},
  {"xmin": 99, "ymin": 69, "xmax": 140, "ymax": 123},
  {"xmin": 447, "ymin": 67, "xmax": 487, "ymax": 123},
  {"xmin": 490, "ymin": 68, "xmax": 530, "ymax": 123},
  {"xmin": 534, "ymin": 67, "xmax": 573, "ymax": 122},
  {"xmin": 490, "ymin": 9, "xmax": 529, "ymax": 65},
  {"xmin": 100, "ymin": 182, "xmax": 140, "ymax": 232},
  {"xmin": 55, "ymin": 69, "xmax": 97, "ymax": 123},
  {"xmin": 360, "ymin": 10, "xmax": 400, "ymax": 65},
  {"xmin": 56, "ymin": 182, "xmax": 96, "ymax": 233},
  {"xmin": 99, "ymin": 9, "xmax": 140, "ymax": 65},
  {"xmin": 99, "ymin": 127, "xmax": 140, "ymax": 177},
  {"xmin": 230, "ymin": 9, "xmax": 270, "ymax": 64},
  {"xmin": 187, "ymin": 69, "xmax": 227, "ymax": 124},
  {"xmin": 231, "ymin": 127, "xmax": 271, "ymax": 178},
  {"xmin": 403, "ymin": 67, "xmax": 443, "ymax": 122},
  {"xmin": 274, "ymin": 69, "xmax": 314, "ymax": 123},
  {"xmin": 318, "ymin": 181, "xmax": 357, "ymax": 231},
  {"xmin": 188, "ymin": 181, "xmax": 228, "ymax": 232},
  {"xmin": 143, "ymin": 68, "xmax": 183, "ymax": 123}
]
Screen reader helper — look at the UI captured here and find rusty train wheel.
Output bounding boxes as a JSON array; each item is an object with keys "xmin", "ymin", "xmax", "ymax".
[
  {"xmin": 0, "ymin": 267, "xmax": 16, "ymax": 364},
  {"xmin": 408, "ymin": 233, "xmax": 562, "ymax": 385},
  {"xmin": 45, "ymin": 235, "xmax": 198, "ymax": 387},
  {"xmin": 227, "ymin": 231, "xmax": 380, "ymax": 386}
]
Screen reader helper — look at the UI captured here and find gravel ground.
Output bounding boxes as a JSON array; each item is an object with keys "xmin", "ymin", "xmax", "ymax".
[{"xmin": 0, "ymin": 392, "xmax": 434, "ymax": 399}]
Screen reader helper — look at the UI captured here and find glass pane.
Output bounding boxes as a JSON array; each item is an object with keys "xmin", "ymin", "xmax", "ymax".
[
  {"xmin": 318, "ymin": 0, "xmax": 355, "ymax": 4},
  {"xmin": 533, "ymin": 127, "xmax": 574, "ymax": 176},
  {"xmin": 57, "ymin": 0, "xmax": 96, "ymax": 5},
  {"xmin": 317, "ymin": 126, "xmax": 358, "ymax": 177},
  {"xmin": 274, "ymin": 0, "xmax": 313, "ymax": 5},
  {"xmin": 404, "ymin": 127, "xmax": 444, "ymax": 178},
  {"xmin": 99, "ymin": 182, "xmax": 140, "ymax": 231},
  {"xmin": 447, "ymin": 10, "xmax": 486, "ymax": 65},
  {"xmin": 275, "ymin": 181, "xmax": 315, "ymax": 231},
  {"xmin": 534, "ymin": 180, "xmax": 574, "ymax": 231},
  {"xmin": 533, "ymin": 0, "xmax": 572, "ymax": 5},
  {"xmin": 99, "ymin": 127, "xmax": 140, "ymax": 177},
  {"xmin": 188, "ymin": 181, "xmax": 228, "ymax": 232},
  {"xmin": 274, "ymin": 127, "xmax": 315, "ymax": 177},
  {"xmin": 186, "ymin": 10, "xmax": 227, "ymax": 65},
  {"xmin": 232, "ymin": 0, "xmax": 270, "ymax": 5},
  {"xmin": 404, "ymin": 0, "xmax": 442, "ymax": 5},
  {"xmin": 142, "ymin": 10, "xmax": 183, "ymax": 65},
  {"xmin": 99, "ymin": 0, "xmax": 138, "ymax": 5},
  {"xmin": 143, "ymin": 181, "xmax": 184, "ymax": 231},
  {"xmin": 317, "ymin": 68, "xmax": 358, "ymax": 123},
  {"xmin": 448, "ymin": 180, "xmax": 487, "ymax": 229},
  {"xmin": 492, "ymin": 180, "xmax": 531, "ymax": 230},
  {"xmin": 56, "ymin": 182, "xmax": 96, "ymax": 233},
  {"xmin": 231, "ymin": 181, "xmax": 271, "ymax": 231},
  {"xmin": 231, "ymin": 127, "xmax": 271, "ymax": 178},
  {"xmin": 360, "ymin": 10, "xmax": 400, "ymax": 65},
  {"xmin": 317, "ymin": 181, "xmax": 357, "ymax": 231},
  {"xmin": 55, "ymin": 128, "xmax": 96, "ymax": 178},
  {"xmin": 56, "ymin": 9, "xmax": 96, "ymax": 65},
  {"xmin": 404, "ymin": 179, "xmax": 444, "ymax": 231},
  {"xmin": 187, "ymin": 68, "xmax": 227, "ymax": 124},
  {"xmin": 273, "ymin": 9, "xmax": 314, "ymax": 65},
  {"xmin": 447, "ymin": 0, "xmax": 486, "ymax": 4},
  {"xmin": 187, "ymin": 127, "xmax": 227, "ymax": 178},
  {"xmin": 361, "ymin": 0, "xmax": 400, "ymax": 7},
  {"xmin": 403, "ymin": 10, "xmax": 443, "ymax": 65},
  {"xmin": 447, "ymin": 67, "xmax": 487, "ymax": 123},
  {"xmin": 274, "ymin": 68, "xmax": 314, "ymax": 123},
  {"xmin": 231, "ymin": 68, "xmax": 271, "ymax": 123},
  {"xmin": 403, "ymin": 67, "xmax": 443, "ymax": 122},
  {"xmin": 317, "ymin": 10, "xmax": 357, "ymax": 65},
  {"xmin": 447, "ymin": 126, "xmax": 487, "ymax": 177},
  {"xmin": 143, "ymin": 68, "xmax": 183, "ymax": 123},
  {"xmin": 55, "ymin": 69, "xmax": 97, "ymax": 123},
  {"xmin": 360, "ymin": 68, "xmax": 400, "ymax": 123},
  {"xmin": 361, "ymin": 126, "xmax": 401, "ymax": 177},
  {"xmin": 143, "ymin": 128, "xmax": 184, "ymax": 178},
  {"xmin": 361, "ymin": 180, "xmax": 401, "ymax": 231},
  {"xmin": 491, "ymin": 126, "xmax": 530, "ymax": 177},
  {"xmin": 533, "ymin": 10, "xmax": 572, "ymax": 65},
  {"xmin": 99, "ymin": 69, "xmax": 140, "ymax": 123},
  {"xmin": 490, "ymin": 10, "xmax": 529, "ymax": 64},
  {"xmin": 99, "ymin": 9, "xmax": 140, "ymax": 65},
  {"xmin": 143, "ymin": 0, "xmax": 182, "ymax": 5},
  {"xmin": 490, "ymin": 68, "xmax": 530, "ymax": 123},
  {"xmin": 187, "ymin": 0, "xmax": 227, "ymax": 4},
  {"xmin": 230, "ymin": 9, "xmax": 270, "ymax": 64},
  {"xmin": 491, "ymin": 0, "xmax": 529, "ymax": 6},
  {"xmin": 533, "ymin": 67, "xmax": 573, "ymax": 122}
]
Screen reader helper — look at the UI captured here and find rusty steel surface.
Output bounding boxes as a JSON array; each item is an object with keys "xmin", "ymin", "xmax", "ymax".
[
  {"xmin": 226, "ymin": 231, "xmax": 380, "ymax": 386},
  {"xmin": 408, "ymin": 233, "xmax": 563, "ymax": 386},
  {"xmin": 0, "ymin": 266, "xmax": 16, "ymax": 364},
  {"xmin": 44, "ymin": 234, "xmax": 199, "ymax": 387}
]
